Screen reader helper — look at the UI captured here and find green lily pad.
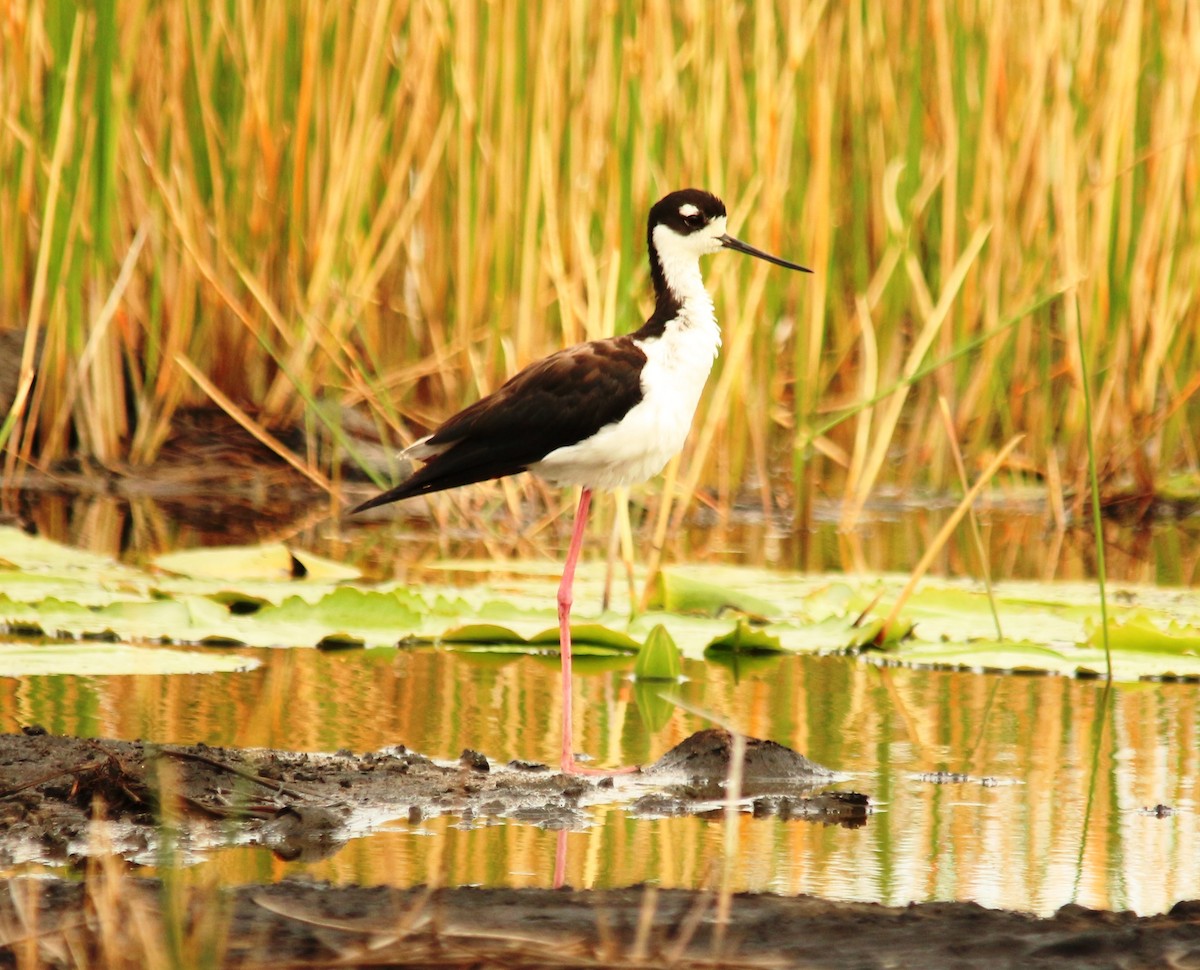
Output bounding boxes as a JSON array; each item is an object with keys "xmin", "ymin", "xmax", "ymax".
[
  {"xmin": 0, "ymin": 571, "xmax": 148, "ymax": 606},
  {"xmin": 154, "ymin": 578, "xmax": 341, "ymax": 608},
  {"xmin": 0, "ymin": 527, "xmax": 134, "ymax": 575},
  {"xmin": 1089, "ymin": 611, "xmax": 1200, "ymax": 655},
  {"xmin": 706, "ymin": 620, "xmax": 784, "ymax": 655},
  {"xmin": 440, "ymin": 623, "xmax": 531, "ymax": 645},
  {"xmin": 645, "ymin": 571, "xmax": 782, "ymax": 619},
  {"xmin": 225, "ymin": 588, "xmax": 425, "ymax": 648},
  {"xmin": 527, "ymin": 624, "xmax": 640, "ymax": 652},
  {"xmin": 6, "ymin": 529, "xmax": 1200, "ymax": 682},
  {"xmin": 0, "ymin": 640, "xmax": 256, "ymax": 677},
  {"xmin": 884, "ymin": 636, "xmax": 1200, "ymax": 681},
  {"xmin": 439, "ymin": 622, "xmax": 638, "ymax": 656},
  {"xmin": 153, "ymin": 542, "xmax": 359, "ymax": 582},
  {"xmin": 316, "ymin": 633, "xmax": 367, "ymax": 650}
]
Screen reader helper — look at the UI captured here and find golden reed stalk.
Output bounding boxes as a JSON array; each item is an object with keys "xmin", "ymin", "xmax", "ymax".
[{"xmin": 0, "ymin": 2, "xmax": 1196, "ymax": 526}]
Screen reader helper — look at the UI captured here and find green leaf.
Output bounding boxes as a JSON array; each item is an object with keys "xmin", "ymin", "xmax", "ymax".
[
  {"xmin": 634, "ymin": 624, "xmax": 683, "ymax": 680},
  {"xmin": 647, "ymin": 571, "xmax": 782, "ymax": 619},
  {"xmin": 153, "ymin": 543, "xmax": 360, "ymax": 582},
  {"xmin": 528, "ymin": 624, "xmax": 640, "ymax": 652},
  {"xmin": 884, "ymin": 637, "xmax": 1200, "ymax": 681},
  {"xmin": 706, "ymin": 619, "xmax": 784, "ymax": 654},
  {"xmin": 0, "ymin": 571, "xmax": 146, "ymax": 606},
  {"xmin": 153, "ymin": 578, "xmax": 340, "ymax": 608},
  {"xmin": 290, "ymin": 549, "xmax": 363, "ymax": 581},
  {"xmin": 440, "ymin": 623, "xmax": 530, "ymax": 645},
  {"xmin": 0, "ymin": 639, "xmax": 256, "ymax": 677},
  {"xmin": 440, "ymin": 622, "xmax": 638, "ymax": 657},
  {"xmin": 238, "ymin": 587, "xmax": 425, "ymax": 648},
  {"xmin": 6, "ymin": 526, "xmax": 1200, "ymax": 681},
  {"xmin": 0, "ymin": 526, "xmax": 129, "ymax": 574},
  {"xmin": 1090, "ymin": 612, "xmax": 1200, "ymax": 655},
  {"xmin": 316, "ymin": 633, "xmax": 366, "ymax": 650},
  {"xmin": 153, "ymin": 543, "xmax": 299, "ymax": 580},
  {"xmin": 861, "ymin": 616, "xmax": 915, "ymax": 650}
]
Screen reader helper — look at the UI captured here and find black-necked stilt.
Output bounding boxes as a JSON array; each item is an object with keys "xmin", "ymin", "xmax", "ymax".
[{"xmin": 353, "ymin": 189, "xmax": 810, "ymax": 775}]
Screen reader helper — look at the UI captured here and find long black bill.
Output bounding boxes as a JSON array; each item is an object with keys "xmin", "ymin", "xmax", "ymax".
[{"xmin": 720, "ymin": 234, "xmax": 812, "ymax": 273}]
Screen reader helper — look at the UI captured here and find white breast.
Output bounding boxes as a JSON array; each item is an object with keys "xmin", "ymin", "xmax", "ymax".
[{"xmin": 531, "ymin": 296, "xmax": 721, "ymax": 491}]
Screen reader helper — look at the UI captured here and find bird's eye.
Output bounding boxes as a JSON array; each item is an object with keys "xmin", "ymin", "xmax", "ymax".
[{"xmin": 684, "ymin": 212, "xmax": 706, "ymax": 229}]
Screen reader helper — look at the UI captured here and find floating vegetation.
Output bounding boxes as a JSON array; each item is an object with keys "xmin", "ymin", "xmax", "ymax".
[
  {"xmin": 0, "ymin": 640, "xmax": 254, "ymax": 677},
  {"xmin": 1, "ymin": 529, "xmax": 1199, "ymax": 681}
]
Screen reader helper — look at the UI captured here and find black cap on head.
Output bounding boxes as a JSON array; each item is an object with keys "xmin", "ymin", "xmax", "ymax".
[{"xmin": 649, "ymin": 188, "xmax": 726, "ymax": 237}]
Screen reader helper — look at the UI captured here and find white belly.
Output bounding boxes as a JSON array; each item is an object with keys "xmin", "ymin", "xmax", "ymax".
[
  {"xmin": 530, "ymin": 311, "xmax": 720, "ymax": 491},
  {"xmin": 530, "ymin": 394, "xmax": 696, "ymax": 489}
]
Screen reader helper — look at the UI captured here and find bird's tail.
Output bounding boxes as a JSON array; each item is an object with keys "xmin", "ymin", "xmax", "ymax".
[{"xmin": 350, "ymin": 437, "xmax": 533, "ymax": 513}]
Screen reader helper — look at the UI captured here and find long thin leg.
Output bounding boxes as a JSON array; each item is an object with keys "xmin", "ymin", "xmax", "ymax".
[
  {"xmin": 558, "ymin": 488, "xmax": 592, "ymax": 773},
  {"xmin": 558, "ymin": 488, "xmax": 638, "ymax": 776}
]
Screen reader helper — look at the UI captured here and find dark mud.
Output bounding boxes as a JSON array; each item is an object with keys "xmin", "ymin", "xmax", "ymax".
[
  {"xmin": 5, "ymin": 877, "xmax": 1200, "ymax": 969},
  {"xmin": 3, "ymin": 729, "xmax": 1198, "ymax": 968},
  {"xmin": 0, "ymin": 729, "xmax": 864, "ymax": 866}
]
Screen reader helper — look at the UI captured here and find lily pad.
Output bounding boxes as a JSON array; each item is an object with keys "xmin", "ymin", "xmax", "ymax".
[
  {"xmin": 527, "ymin": 624, "xmax": 640, "ymax": 652},
  {"xmin": 440, "ymin": 623, "xmax": 531, "ymax": 645},
  {"xmin": 0, "ymin": 571, "xmax": 149, "ymax": 607},
  {"xmin": 706, "ymin": 620, "xmax": 784, "ymax": 655},
  {"xmin": 0, "ymin": 640, "xmax": 256, "ymax": 677},
  {"xmin": 0, "ymin": 526, "xmax": 134, "ymax": 575},
  {"xmin": 439, "ymin": 622, "xmax": 638, "ymax": 656},
  {"xmin": 1089, "ymin": 611, "xmax": 1200, "ymax": 654},
  {"xmin": 5, "ymin": 529, "xmax": 1200, "ymax": 682},
  {"xmin": 882, "ymin": 636, "xmax": 1200, "ymax": 681},
  {"xmin": 153, "ymin": 543, "xmax": 360, "ymax": 582},
  {"xmin": 645, "ymin": 571, "xmax": 782, "ymax": 619}
]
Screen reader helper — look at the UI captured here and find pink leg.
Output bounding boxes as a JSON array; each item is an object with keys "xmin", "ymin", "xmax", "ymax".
[
  {"xmin": 558, "ymin": 488, "xmax": 591, "ymax": 773},
  {"xmin": 553, "ymin": 829, "xmax": 568, "ymax": 888},
  {"xmin": 558, "ymin": 488, "xmax": 638, "ymax": 776}
]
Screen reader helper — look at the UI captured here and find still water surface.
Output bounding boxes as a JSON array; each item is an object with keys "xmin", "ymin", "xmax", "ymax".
[{"xmin": 3, "ymin": 497, "xmax": 1199, "ymax": 916}]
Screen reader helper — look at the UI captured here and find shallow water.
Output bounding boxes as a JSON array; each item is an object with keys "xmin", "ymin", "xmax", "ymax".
[
  {"xmin": 4, "ymin": 617, "xmax": 1199, "ymax": 915},
  {"xmin": 3, "ymin": 494, "xmax": 1199, "ymax": 915}
]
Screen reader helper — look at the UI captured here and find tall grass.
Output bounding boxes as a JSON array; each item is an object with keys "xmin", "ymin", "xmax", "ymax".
[{"xmin": 1, "ymin": 1, "xmax": 1197, "ymax": 528}]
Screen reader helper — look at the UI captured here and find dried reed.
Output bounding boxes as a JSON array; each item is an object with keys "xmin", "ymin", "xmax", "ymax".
[{"xmin": 1, "ymin": 2, "xmax": 1196, "ymax": 532}]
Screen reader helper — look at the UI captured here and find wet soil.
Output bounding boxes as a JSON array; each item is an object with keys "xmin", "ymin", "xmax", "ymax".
[
  {"xmin": 2, "ymin": 729, "xmax": 1198, "ymax": 968},
  {"xmin": 0, "ymin": 729, "xmax": 864, "ymax": 866},
  {"xmin": 5, "ymin": 877, "xmax": 1200, "ymax": 970}
]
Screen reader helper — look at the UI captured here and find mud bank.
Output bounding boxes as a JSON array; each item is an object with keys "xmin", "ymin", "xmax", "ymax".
[
  {"xmin": 0, "ymin": 729, "xmax": 865, "ymax": 865},
  {"xmin": 3, "ymin": 730, "xmax": 1198, "ymax": 968},
  {"xmin": 4, "ymin": 877, "xmax": 1199, "ymax": 969}
]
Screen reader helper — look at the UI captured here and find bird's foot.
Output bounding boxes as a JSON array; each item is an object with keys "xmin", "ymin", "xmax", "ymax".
[{"xmin": 560, "ymin": 756, "xmax": 640, "ymax": 778}]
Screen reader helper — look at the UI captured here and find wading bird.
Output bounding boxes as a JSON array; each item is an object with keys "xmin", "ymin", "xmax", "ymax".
[{"xmin": 353, "ymin": 189, "xmax": 810, "ymax": 774}]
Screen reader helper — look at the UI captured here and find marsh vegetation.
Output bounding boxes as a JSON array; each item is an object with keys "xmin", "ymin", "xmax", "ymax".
[
  {"xmin": 2, "ymin": 2, "xmax": 1199, "ymax": 967},
  {"xmin": 2, "ymin": 1, "xmax": 1198, "ymax": 530}
]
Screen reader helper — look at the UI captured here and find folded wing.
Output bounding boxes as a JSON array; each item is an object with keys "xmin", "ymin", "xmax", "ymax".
[{"xmin": 352, "ymin": 337, "xmax": 647, "ymax": 511}]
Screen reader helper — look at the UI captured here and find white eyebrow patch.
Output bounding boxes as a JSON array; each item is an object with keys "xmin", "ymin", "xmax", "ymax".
[{"xmin": 678, "ymin": 203, "xmax": 700, "ymax": 217}]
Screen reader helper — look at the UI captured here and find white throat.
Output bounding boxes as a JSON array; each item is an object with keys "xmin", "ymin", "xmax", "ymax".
[
  {"xmin": 529, "ymin": 216, "xmax": 727, "ymax": 492},
  {"xmin": 652, "ymin": 223, "xmax": 721, "ymax": 322}
]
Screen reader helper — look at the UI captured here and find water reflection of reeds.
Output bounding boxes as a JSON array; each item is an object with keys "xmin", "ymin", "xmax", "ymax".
[{"xmin": 6, "ymin": 642, "xmax": 1197, "ymax": 916}]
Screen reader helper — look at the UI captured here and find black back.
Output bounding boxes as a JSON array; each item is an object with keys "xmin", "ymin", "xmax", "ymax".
[
  {"xmin": 352, "ymin": 337, "xmax": 648, "ymax": 511},
  {"xmin": 352, "ymin": 189, "xmax": 727, "ymax": 513}
]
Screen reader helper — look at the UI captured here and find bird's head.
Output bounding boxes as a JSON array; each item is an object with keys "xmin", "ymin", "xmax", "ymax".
[{"xmin": 648, "ymin": 189, "xmax": 811, "ymax": 283}]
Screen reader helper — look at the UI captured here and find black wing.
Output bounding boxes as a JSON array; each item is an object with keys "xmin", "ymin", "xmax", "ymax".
[{"xmin": 353, "ymin": 337, "xmax": 647, "ymax": 511}]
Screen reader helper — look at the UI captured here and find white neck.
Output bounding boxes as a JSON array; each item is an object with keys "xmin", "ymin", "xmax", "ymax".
[{"xmin": 651, "ymin": 224, "xmax": 716, "ymax": 326}]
